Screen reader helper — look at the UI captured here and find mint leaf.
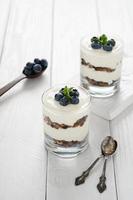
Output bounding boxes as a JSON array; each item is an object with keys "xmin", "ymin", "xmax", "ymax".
[
  {"xmin": 62, "ymin": 86, "xmax": 77, "ymax": 101},
  {"xmin": 99, "ymin": 34, "xmax": 108, "ymax": 45}
]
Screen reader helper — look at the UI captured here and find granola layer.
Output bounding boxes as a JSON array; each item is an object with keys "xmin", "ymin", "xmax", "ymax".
[
  {"xmin": 85, "ymin": 76, "xmax": 114, "ymax": 87},
  {"xmin": 54, "ymin": 139, "xmax": 80, "ymax": 147},
  {"xmin": 81, "ymin": 58, "xmax": 115, "ymax": 72},
  {"xmin": 44, "ymin": 115, "xmax": 88, "ymax": 129}
]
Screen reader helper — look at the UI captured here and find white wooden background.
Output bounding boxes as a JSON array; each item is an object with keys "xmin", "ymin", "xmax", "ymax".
[{"xmin": 0, "ymin": 0, "xmax": 133, "ymax": 199}]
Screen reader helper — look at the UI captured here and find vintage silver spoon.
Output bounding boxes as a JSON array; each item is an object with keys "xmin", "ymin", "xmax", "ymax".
[
  {"xmin": 0, "ymin": 58, "xmax": 48, "ymax": 97},
  {"xmin": 75, "ymin": 136, "xmax": 117, "ymax": 186},
  {"xmin": 97, "ymin": 136, "xmax": 117, "ymax": 193}
]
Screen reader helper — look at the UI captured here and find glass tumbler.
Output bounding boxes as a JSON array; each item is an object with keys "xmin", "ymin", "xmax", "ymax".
[
  {"xmin": 42, "ymin": 85, "xmax": 91, "ymax": 158},
  {"xmin": 80, "ymin": 35, "xmax": 123, "ymax": 97}
]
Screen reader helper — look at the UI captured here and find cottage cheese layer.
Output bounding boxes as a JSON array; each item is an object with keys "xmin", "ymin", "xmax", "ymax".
[
  {"xmin": 80, "ymin": 36, "xmax": 123, "ymax": 85},
  {"xmin": 42, "ymin": 86, "xmax": 90, "ymax": 141}
]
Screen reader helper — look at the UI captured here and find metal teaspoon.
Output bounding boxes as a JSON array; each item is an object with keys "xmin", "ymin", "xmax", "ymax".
[
  {"xmin": 75, "ymin": 136, "xmax": 117, "ymax": 186},
  {"xmin": 97, "ymin": 136, "xmax": 117, "ymax": 193}
]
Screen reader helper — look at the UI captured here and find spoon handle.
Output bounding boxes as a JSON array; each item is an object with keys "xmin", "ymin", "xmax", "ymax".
[
  {"xmin": 97, "ymin": 158, "xmax": 107, "ymax": 193},
  {"xmin": 0, "ymin": 74, "xmax": 26, "ymax": 97},
  {"xmin": 75, "ymin": 156, "xmax": 102, "ymax": 186}
]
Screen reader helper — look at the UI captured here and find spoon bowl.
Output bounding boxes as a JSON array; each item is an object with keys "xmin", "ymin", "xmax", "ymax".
[
  {"xmin": 101, "ymin": 136, "xmax": 117, "ymax": 156},
  {"xmin": 26, "ymin": 71, "xmax": 44, "ymax": 79}
]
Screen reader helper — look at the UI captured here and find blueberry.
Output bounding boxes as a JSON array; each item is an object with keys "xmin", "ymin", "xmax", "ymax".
[
  {"xmin": 59, "ymin": 97, "xmax": 69, "ymax": 106},
  {"xmin": 91, "ymin": 36, "xmax": 99, "ymax": 43},
  {"xmin": 73, "ymin": 89, "xmax": 79, "ymax": 96},
  {"xmin": 55, "ymin": 93, "xmax": 63, "ymax": 101},
  {"xmin": 71, "ymin": 96, "xmax": 79, "ymax": 104},
  {"xmin": 103, "ymin": 44, "xmax": 113, "ymax": 52},
  {"xmin": 107, "ymin": 39, "xmax": 116, "ymax": 47},
  {"xmin": 73, "ymin": 89, "xmax": 77, "ymax": 92},
  {"xmin": 33, "ymin": 64, "xmax": 42, "ymax": 73},
  {"xmin": 40, "ymin": 59, "xmax": 48, "ymax": 70},
  {"xmin": 34, "ymin": 58, "xmax": 41, "ymax": 64},
  {"xmin": 70, "ymin": 89, "xmax": 79, "ymax": 97},
  {"xmin": 23, "ymin": 68, "xmax": 32, "ymax": 76},
  {"xmin": 26, "ymin": 62, "xmax": 34, "ymax": 70},
  {"xmin": 91, "ymin": 42, "xmax": 101, "ymax": 49}
]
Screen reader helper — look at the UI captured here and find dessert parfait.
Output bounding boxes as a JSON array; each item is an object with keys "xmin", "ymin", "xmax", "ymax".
[
  {"xmin": 80, "ymin": 34, "xmax": 123, "ymax": 97},
  {"xmin": 42, "ymin": 85, "xmax": 90, "ymax": 157}
]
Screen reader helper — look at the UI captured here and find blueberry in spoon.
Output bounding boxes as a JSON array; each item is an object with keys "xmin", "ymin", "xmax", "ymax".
[{"xmin": 0, "ymin": 58, "xmax": 48, "ymax": 97}]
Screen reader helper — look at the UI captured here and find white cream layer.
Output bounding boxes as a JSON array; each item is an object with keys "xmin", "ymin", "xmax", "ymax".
[{"xmin": 42, "ymin": 86, "xmax": 90, "ymax": 141}]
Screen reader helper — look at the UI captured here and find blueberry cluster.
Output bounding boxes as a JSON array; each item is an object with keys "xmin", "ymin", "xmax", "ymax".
[
  {"xmin": 55, "ymin": 86, "xmax": 79, "ymax": 106},
  {"xmin": 23, "ymin": 58, "xmax": 48, "ymax": 77},
  {"xmin": 91, "ymin": 34, "xmax": 116, "ymax": 52}
]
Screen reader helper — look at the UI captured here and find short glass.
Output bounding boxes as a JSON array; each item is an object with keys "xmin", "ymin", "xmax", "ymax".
[
  {"xmin": 80, "ymin": 35, "xmax": 123, "ymax": 97},
  {"xmin": 42, "ymin": 85, "xmax": 91, "ymax": 158}
]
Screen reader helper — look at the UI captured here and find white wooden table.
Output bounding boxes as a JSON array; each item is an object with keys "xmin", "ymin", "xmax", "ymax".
[{"xmin": 0, "ymin": 0, "xmax": 133, "ymax": 199}]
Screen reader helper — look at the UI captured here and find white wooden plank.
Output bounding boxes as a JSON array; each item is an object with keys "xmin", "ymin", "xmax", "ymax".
[
  {"xmin": 47, "ymin": 114, "xmax": 117, "ymax": 200},
  {"xmin": 51, "ymin": 0, "xmax": 99, "ymax": 85},
  {"xmin": 98, "ymin": 1, "xmax": 133, "ymax": 198},
  {"xmin": 0, "ymin": 0, "xmax": 52, "ymax": 199},
  {"xmin": 97, "ymin": 0, "xmax": 133, "ymax": 57},
  {"xmin": 111, "ymin": 104, "xmax": 133, "ymax": 200},
  {"xmin": 0, "ymin": 0, "xmax": 11, "ymax": 58}
]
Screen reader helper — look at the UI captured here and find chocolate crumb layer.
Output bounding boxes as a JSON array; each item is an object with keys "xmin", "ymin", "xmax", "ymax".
[
  {"xmin": 44, "ymin": 115, "xmax": 88, "ymax": 129},
  {"xmin": 81, "ymin": 58, "xmax": 115, "ymax": 72},
  {"xmin": 54, "ymin": 139, "xmax": 80, "ymax": 147},
  {"xmin": 85, "ymin": 76, "xmax": 114, "ymax": 87}
]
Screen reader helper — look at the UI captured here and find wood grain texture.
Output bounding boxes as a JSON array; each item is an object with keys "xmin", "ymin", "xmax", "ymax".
[
  {"xmin": 0, "ymin": 0, "xmax": 52, "ymax": 199},
  {"xmin": 98, "ymin": 0, "xmax": 133, "ymax": 198},
  {"xmin": 0, "ymin": 0, "xmax": 11, "ymax": 60},
  {"xmin": 111, "ymin": 104, "xmax": 133, "ymax": 200},
  {"xmin": 51, "ymin": 0, "xmax": 99, "ymax": 85},
  {"xmin": 97, "ymin": 0, "xmax": 133, "ymax": 57}
]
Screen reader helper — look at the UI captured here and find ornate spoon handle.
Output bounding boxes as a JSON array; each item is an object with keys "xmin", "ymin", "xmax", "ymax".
[
  {"xmin": 75, "ymin": 156, "xmax": 102, "ymax": 185},
  {"xmin": 0, "ymin": 74, "xmax": 26, "ymax": 97},
  {"xmin": 97, "ymin": 158, "xmax": 107, "ymax": 193}
]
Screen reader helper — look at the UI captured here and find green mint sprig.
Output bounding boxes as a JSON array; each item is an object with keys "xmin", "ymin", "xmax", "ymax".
[
  {"xmin": 99, "ymin": 34, "xmax": 108, "ymax": 45},
  {"xmin": 60, "ymin": 86, "xmax": 73, "ymax": 101}
]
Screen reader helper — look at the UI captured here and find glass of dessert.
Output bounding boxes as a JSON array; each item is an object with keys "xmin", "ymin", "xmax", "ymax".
[
  {"xmin": 42, "ymin": 85, "xmax": 91, "ymax": 158},
  {"xmin": 80, "ymin": 34, "xmax": 123, "ymax": 97}
]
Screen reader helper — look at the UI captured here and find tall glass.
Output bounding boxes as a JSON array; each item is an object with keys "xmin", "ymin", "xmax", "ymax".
[
  {"xmin": 80, "ymin": 35, "xmax": 123, "ymax": 97},
  {"xmin": 42, "ymin": 85, "xmax": 91, "ymax": 158}
]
